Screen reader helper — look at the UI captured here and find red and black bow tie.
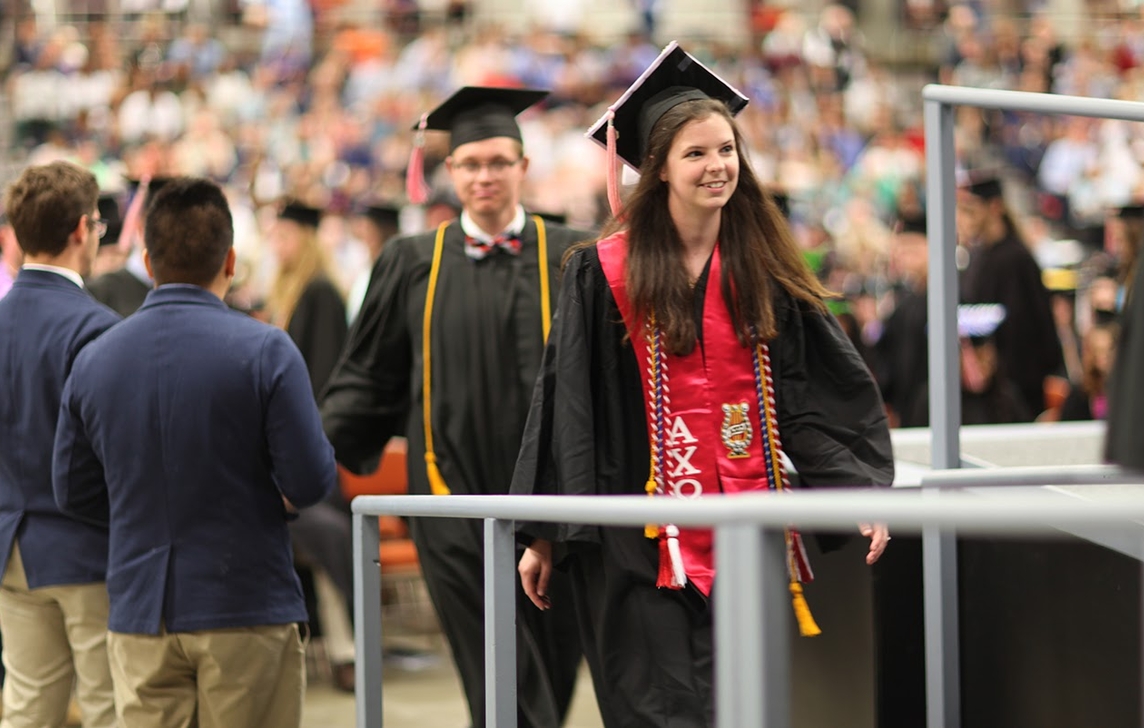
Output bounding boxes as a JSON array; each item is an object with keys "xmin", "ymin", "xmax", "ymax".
[{"xmin": 464, "ymin": 232, "xmax": 522, "ymax": 260}]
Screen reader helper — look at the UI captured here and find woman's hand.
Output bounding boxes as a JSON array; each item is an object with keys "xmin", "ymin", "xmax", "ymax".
[
  {"xmin": 519, "ymin": 539, "xmax": 554, "ymax": 610},
  {"xmin": 859, "ymin": 523, "xmax": 890, "ymax": 565}
]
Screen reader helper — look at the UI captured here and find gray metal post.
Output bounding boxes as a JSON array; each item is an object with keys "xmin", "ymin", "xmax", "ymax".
[
  {"xmin": 715, "ymin": 525, "xmax": 790, "ymax": 728},
  {"xmin": 484, "ymin": 518, "xmax": 517, "ymax": 728},
  {"xmin": 923, "ymin": 95, "xmax": 962, "ymax": 728},
  {"xmin": 353, "ymin": 512, "xmax": 383, "ymax": 728}
]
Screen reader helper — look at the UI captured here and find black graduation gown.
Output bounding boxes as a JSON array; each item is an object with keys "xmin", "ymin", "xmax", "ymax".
[
  {"xmin": 88, "ymin": 268, "xmax": 151, "ymax": 317},
  {"xmin": 875, "ymin": 286, "xmax": 929, "ymax": 425},
  {"xmin": 961, "ymin": 232, "xmax": 1063, "ymax": 417},
  {"xmin": 509, "ymin": 246, "xmax": 894, "ymax": 728},
  {"xmin": 286, "ymin": 275, "xmax": 348, "ymax": 398},
  {"xmin": 1105, "ymin": 263, "xmax": 1144, "ymax": 468},
  {"xmin": 320, "ymin": 217, "xmax": 589, "ymax": 728}
]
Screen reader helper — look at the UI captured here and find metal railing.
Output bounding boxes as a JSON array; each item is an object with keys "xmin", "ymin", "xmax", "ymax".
[
  {"xmin": 922, "ymin": 84, "xmax": 1144, "ymax": 728},
  {"xmin": 351, "ymin": 476, "xmax": 1144, "ymax": 728}
]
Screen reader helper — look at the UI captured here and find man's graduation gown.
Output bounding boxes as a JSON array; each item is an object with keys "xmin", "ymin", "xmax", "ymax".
[
  {"xmin": 510, "ymin": 246, "xmax": 894, "ymax": 727},
  {"xmin": 961, "ymin": 230, "xmax": 1062, "ymax": 418},
  {"xmin": 321, "ymin": 216, "xmax": 587, "ymax": 728},
  {"xmin": 1106, "ymin": 261, "xmax": 1144, "ymax": 468},
  {"xmin": 88, "ymin": 268, "xmax": 150, "ymax": 317}
]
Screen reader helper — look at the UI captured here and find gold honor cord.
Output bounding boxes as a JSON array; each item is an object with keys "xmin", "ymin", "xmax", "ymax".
[{"xmin": 422, "ymin": 216, "xmax": 551, "ymax": 496}]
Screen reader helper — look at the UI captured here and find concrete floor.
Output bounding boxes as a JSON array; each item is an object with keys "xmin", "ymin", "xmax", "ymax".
[{"xmin": 302, "ymin": 646, "xmax": 603, "ymax": 728}]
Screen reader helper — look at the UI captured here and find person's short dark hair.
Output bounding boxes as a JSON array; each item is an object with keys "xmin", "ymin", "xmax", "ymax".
[
  {"xmin": 144, "ymin": 177, "xmax": 234, "ymax": 287},
  {"xmin": 3, "ymin": 161, "xmax": 99, "ymax": 257}
]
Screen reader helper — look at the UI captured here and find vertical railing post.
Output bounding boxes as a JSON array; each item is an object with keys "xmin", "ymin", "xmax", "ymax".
[
  {"xmin": 716, "ymin": 525, "xmax": 790, "ymax": 728},
  {"xmin": 484, "ymin": 518, "xmax": 517, "ymax": 728},
  {"xmin": 923, "ymin": 92, "xmax": 963, "ymax": 728},
  {"xmin": 353, "ymin": 511, "xmax": 383, "ymax": 728}
]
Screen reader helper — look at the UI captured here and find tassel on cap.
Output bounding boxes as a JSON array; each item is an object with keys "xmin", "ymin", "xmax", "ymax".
[
  {"xmin": 789, "ymin": 580, "xmax": 821, "ymax": 637},
  {"xmin": 605, "ymin": 109, "xmax": 623, "ymax": 218},
  {"xmin": 425, "ymin": 452, "xmax": 451, "ymax": 496},
  {"xmin": 118, "ymin": 175, "xmax": 150, "ymax": 253},
  {"xmin": 406, "ymin": 114, "xmax": 430, "ymax": 206}
]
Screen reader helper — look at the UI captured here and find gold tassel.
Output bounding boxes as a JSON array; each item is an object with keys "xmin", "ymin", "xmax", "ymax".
[
  {"xmin": 644, "ymin": 477, "xmax": 659, "ymax": 538},
  {"xmin": 789, "ymin": 580, "xmax": 821, "ymax": 637},
  {"xmin": 425, "ymin": 453, "xmax": 451, "ymax": 496}
]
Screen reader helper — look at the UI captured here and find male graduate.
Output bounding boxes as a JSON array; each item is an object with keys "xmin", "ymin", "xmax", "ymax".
[
  {"xmin": 53, "ymin": 177, "xmax": 336, "ymax": 728},
  {"xmin": 957, "ymin": 173, "xmax": 1063, "ymax": 418},
  {"xmin": 321, "ymin": 86, "xmax": 585, "ymax": 728},
  {"xmin": 0, "ymin": 160, "xmax": 120, "ymax": 727}
]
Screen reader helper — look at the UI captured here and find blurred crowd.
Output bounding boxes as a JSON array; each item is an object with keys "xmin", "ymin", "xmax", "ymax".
[{"xmin": 2, "ymin": 0, "xmax": 1142, "ymax": 426}]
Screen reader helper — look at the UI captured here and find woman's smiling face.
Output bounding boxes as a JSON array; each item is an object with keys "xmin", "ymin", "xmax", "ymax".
[{"xmin": 659, "ymin": 113, "xmax": 740, "ymax": 221}]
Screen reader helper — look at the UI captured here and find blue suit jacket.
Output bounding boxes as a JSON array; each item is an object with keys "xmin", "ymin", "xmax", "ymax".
[
  {"xmin": 53, "ymin": 284, "xmax": 336, "ymax": 634},
  {"xmin": 0, "ymin": 269, "xmax": 120, "ymax": 588}
]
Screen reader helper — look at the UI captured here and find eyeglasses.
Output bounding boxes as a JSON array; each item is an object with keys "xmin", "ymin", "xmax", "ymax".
[
  {"xmin": 88, "ymin": 217, "xmax": 108, "ymax": 240},
  {"xmin": 451, "ymin": 158, "xmax": 522, "ymax": 175}
]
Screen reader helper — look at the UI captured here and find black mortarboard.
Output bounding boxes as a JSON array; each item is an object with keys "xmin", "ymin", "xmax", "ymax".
[
  {"xmin": 415, "ymin": 86, "xmax": 549, "ymax": 152},
  {"xmin": 1117, "ymin": 203, "xmax": 1144, "ymax": 220},
  {"xmin": 279, "ymin": 200, "xmax": 322, "ymax": 229},
  {"xmin": 895, "ymin": 210, "xmax": 927, "ymax": 236},
  {"xmin": 359, "ymin": 202, "xmax": 401, "ymax": 233},
  {"xmin": 959, "ymin": 172, "xmax": 1003, "ymax": 201},
  {"xmin": 958, "ymin": 303, "xmax": 1006, "ymax": 341},
  {"xmin": 586, "ymin": 41, "xmax": 749, "ymax": 173},
  {"xmin": 125, "ymin": 176, "xmax": 175, "ymax": 196},
  {"xmin": 97, "ymin": 193, "xmax": 123, "ymax": 247}
]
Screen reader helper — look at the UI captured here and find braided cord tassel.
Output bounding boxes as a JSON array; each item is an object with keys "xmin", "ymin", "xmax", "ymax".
[
  {"xmin": 644, "ymin": 313, "xmax": 664, "ymax": 538},
  {"xmin": 754, "ymin": 336, "xmax": 820, "ymax": 637}
]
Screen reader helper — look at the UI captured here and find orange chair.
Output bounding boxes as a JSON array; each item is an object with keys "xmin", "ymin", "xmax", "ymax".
[{"xmin": 339, "ymin": 440, "xmax": 437, "ymax": 636}]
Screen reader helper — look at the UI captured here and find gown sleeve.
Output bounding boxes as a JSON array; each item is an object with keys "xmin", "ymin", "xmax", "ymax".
[
  {"xmin": 320, "ymin": 240, "xmax": 415, "ymax": 475},
  {"xmin": 774, "ymin": 295, "xmax": 895, "ymax": 489},
  {"xmin": 510, "ymin": 247, "xmax": 599, "ymax": 542}
]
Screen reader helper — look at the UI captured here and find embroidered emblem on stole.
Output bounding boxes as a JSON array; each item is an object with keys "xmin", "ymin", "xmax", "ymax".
[{"xmin": 721, "ymin": 402, "xmax": 753, "ymax": 459}]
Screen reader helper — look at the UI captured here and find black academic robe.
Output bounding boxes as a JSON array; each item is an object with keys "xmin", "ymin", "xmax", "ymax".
[
  {"xmin": 321, "ymin": 217, "xmax": 588, "ymax": 728},
  {"xmin": 88, "ymin": 268, "xmax": 151, "ymax": 317},
  {"xmin": 875, "ymin": 286, "xmax": 929, "ymax": 425},
  {"xmin": 509, "ymin": 246, "xmax": 894, "ymax": 728},
  {"xmin": 1105, "ymin": 264, "xmax": 1144, "ymax": 468},
  {"xmin": 286, "ymin": 275, "xmax": 348, "ymax": 398},
  {"xmin": 961, "ymin": 231, "xmax": 1063, "ymax": 417}
]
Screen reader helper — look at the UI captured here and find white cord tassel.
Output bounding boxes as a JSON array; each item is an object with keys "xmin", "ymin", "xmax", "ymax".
[{"xmin": 665, "ymin": 524, "xmax": 687, "ymax": 588}]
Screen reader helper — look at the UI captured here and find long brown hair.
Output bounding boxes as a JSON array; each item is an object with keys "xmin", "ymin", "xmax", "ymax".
[
  {"xmin": 599, "ymin": 98, "xmax": 829, "ymax": 355},
  {"xmin": 268, "ymin": 222, "xmax": 340, "ymax": 329}
]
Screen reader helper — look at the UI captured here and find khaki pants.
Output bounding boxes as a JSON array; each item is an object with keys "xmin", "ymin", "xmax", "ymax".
[
  {"xmin": 107, "ymin": 622, "xmax": 306, "ymax": 728},
  {"xmin": 0, "ymin": 543, "xmax": 116, "ymax": 728}
]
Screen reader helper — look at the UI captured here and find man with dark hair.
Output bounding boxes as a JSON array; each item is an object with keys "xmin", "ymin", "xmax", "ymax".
[
  {"xmin": 0, "ymin": 160, "xmax": 119, "ymax": 728},
  {"xmin": 53, "ymin": 177, "xmax": 336, "ymax": 728}
]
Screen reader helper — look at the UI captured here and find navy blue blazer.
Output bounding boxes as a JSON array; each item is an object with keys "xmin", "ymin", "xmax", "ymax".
[
  {"xmin": 0, "ymin": 269, "xmax": 120, "ymax": 588},
  {"xmin": 53, "ymin": 284, "xmax": 336, "ymax": 634}
]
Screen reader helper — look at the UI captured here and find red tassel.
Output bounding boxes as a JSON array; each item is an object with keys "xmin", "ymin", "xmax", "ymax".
[
  {"xmin": 656, "ymin": 533, "xmax": 677, "ymax": 589},
  {"xmin": 605, "ymin": 109, "xmax": 622, "ymax": 218},
  {"xmin": 406, "ymin": 114, "xmax": 430, "ymax": 205},
  {"xmin": 118, "ymin": 175, "xmax": 150, "ymax": 253}
]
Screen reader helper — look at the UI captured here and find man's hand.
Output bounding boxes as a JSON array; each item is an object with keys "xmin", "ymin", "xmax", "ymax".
[
  {"xmin": 519, "ymin": 539, "xmax": 553, "ymax": 610},
  {"xmin": 859, "ymin": 523, "xmax": 890, "ymax": 565}
]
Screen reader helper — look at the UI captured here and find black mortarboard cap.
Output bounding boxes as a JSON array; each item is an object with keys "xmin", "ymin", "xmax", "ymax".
[
  {"xmin": 97, "ymin": 193, "xmax": 123, "ymax": 247},
  {"xmin": 125, "ymin": 176, "xmax": 175, "ymax": 195},
  {"xmin": 415, "ymin": 86, "xmax": 549, "ymax": 152},
  {"xmin": 359, "ymin": 202, "xmax": 401, "ymax": 232},
  {"xmin": 959, "ymin": 171, "xmax": 1003, "ymax": 201},
  {"xmin": 895, "ymin": 210, "xmax": 927, "ymax": 236},
  {"xmin": 1117, "ymin": 203, "xmax": 1144, "ymax": 220},
  {"xmin": 279, "ymin": 200, "xmax": 322, "ymax": 229},
  {"xmin": 586, "ymin": 41, "xmax": 749, "ymax": 172}
]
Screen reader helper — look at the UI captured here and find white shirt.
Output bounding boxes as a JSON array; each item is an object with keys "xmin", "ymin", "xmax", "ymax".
[
  {"xmin": 22, "ymin": 263, "xmax": 84, "ymax": 289},
  {"xmin": 459, "ymin": 205, "xmax": 526, "ymax": 244}
]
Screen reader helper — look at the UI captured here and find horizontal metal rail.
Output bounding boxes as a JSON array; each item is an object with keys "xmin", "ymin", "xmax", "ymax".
[{"xmin": 923, "ymin": 85, "xmax": 1144, "ymax": 121}]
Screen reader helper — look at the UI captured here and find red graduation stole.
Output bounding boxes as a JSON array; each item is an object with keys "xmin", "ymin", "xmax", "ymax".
[{"xmin": 597, "ymin": 232, "xmax": 820, "ymax": 636}]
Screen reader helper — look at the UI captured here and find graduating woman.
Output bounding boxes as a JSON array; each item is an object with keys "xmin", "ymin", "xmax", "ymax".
[{"xmin": 511, "ymin": 43, "xmax": 894, "ymax": 727}]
